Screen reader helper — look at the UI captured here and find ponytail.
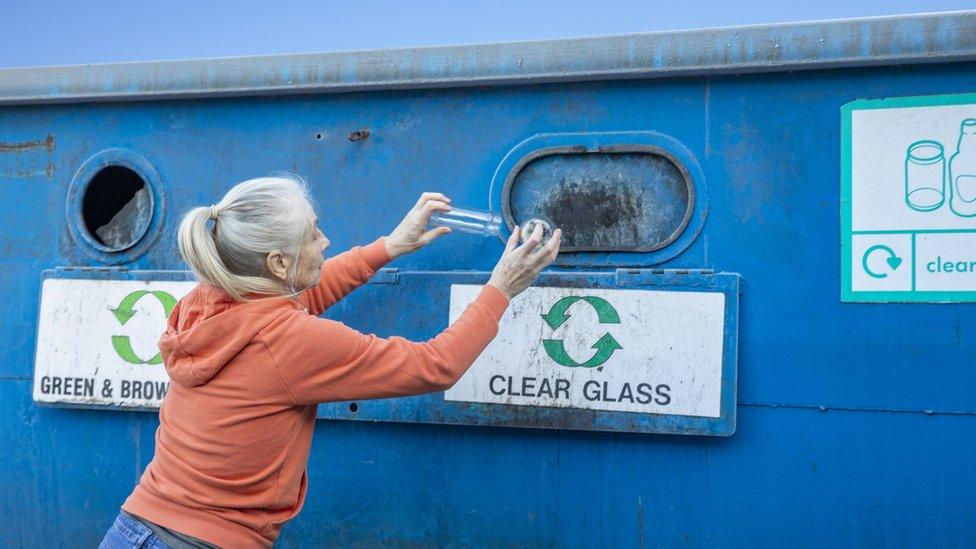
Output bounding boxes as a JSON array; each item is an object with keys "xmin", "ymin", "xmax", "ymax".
[{"xmin": 177, "ymin": 175, "xmax": 315, "ymax": 302}]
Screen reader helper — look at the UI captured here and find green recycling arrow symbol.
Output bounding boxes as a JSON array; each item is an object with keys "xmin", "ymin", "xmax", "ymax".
[
  {"xmin": 111, "ymin": 290, "xmax": 177, "ymax": 365},
  {"xmin": 541, "ymin": 296, "xmax": 622, "ymax": 368}
]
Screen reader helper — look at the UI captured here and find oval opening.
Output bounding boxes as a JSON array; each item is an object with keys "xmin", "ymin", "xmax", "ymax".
[
  {"xmin": 81, "ymin": 166, "xmax": 153, "ymax": 252},
  {"xmin": 504, "ymin": 148, "xmax": 694, "ymax": 252}
]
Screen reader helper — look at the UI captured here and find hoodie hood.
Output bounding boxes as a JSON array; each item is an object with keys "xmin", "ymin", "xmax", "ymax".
[{"xmin": 159, "ymin": 283, "xmax": 298, "ymax": 387}]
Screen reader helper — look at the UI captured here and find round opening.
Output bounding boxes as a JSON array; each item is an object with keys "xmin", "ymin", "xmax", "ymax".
[
  {"xmin": 315, "ymin": 133, "xmax": 323, "ymax": 140},
  {"xmin": 81, "ymin": 165, "xmax": 153, "ymax": 251},
  {"xmin": 348, "ymin": 402, "xmax": 359, "ymax": 413}
]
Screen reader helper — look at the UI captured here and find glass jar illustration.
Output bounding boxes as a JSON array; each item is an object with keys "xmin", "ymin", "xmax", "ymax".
[{"xmin": 905, "ymin": 140, "xmax": 946, "ymax": 212}]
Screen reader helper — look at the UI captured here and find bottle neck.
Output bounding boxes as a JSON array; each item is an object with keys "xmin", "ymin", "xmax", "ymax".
[{"xmin": 957, "ymin": 130, "xmax": 976, "ymax": 154}]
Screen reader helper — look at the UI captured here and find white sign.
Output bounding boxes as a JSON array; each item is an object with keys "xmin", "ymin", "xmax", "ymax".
[
  {"xmin": 445, "ymin": 285, "xmax": 726, "ymax": 418},
  {"xmin": 33, "ymin": 277, "xmax": 196, "ymax": 408},
  {"xmin": 843, "ymin": 93, "xmax": 976, "ymax": 302}
]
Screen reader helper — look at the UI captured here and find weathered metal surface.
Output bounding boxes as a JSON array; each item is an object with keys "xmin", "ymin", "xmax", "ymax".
[
  {"xmin": 0, "ymin": 134, "xmax": 55, "ymax": 152},
  {"xmin": 1, "ymin": 12, "xmax": 975, "ymax": 548},
  {"xmin": 348, "ymin": 129, "xmax": 371, "ymax": 142},
  {"xmin": 494, "ymin": 131, "xmax": 709, "ymax": 267},
  {"xmin": 0, "ymin": 12, "xmax": 974, "ymax": 105},
  {"xmin": 0, "ymin": 133, "xmax": 57, "ymax": 180},
  {"xmin": 506, "ymin": 148, "xmax": 693, "ymax": 252}
]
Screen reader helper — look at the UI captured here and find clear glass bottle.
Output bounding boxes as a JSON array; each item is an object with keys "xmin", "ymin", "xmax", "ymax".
[
  {"xmin": 949, "ymin": 118, "xmax": 976, "ymax": 217},
  {"xmin": 429, "ymin": 207, "xmax": 502, "ymax": 236},
  {"xmin": 519, "ymin": 216, "xmax": 554, "ymax": 248},
  {"xmin": 429, "ymin": 207, "xmax": 555, "ymax": 248}
]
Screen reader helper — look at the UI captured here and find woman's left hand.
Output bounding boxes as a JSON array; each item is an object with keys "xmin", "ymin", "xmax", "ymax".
[{"xmin": 384, "ymin": 192, "xmax": 453, "ymax": 259}]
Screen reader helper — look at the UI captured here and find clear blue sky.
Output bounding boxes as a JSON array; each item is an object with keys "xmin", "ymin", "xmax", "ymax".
[{"xmin": 1, "ymin": 0, "xmax": 973, "ymax": 69}]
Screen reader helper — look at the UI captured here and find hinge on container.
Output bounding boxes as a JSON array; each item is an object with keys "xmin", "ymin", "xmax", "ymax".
[
  {"xmin": 370, "ymin": 268, "xmax": 400, "ymax": 285},
  {"xmin": 615, "ymin": 268, "xmax": 715, "ymax": 287}
]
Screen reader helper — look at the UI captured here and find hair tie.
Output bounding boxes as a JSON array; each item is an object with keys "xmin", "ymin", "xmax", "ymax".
[{"xmin": 208, "ymin": 204, "xmax": 219, "ymax": 220}]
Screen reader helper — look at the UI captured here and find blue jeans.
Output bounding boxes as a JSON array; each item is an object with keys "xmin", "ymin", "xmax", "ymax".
[{"xmin": 99, "ymin": 512, "xmax": 173, "ymax": 549}]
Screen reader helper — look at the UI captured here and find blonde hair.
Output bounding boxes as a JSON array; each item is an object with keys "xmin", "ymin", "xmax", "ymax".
[{"xmin": 177, "ymin": 174, "xmax": 316, "ymax": 301}]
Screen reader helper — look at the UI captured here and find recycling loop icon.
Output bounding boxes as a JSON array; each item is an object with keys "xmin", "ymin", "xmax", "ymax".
[
  {"xmin": 541, "ymin": 296, "xmax": 622, "ymax": 368},
  {"xmin": 862, "ymin": 244, "xmax": 903, "ymax": 279},
  {"xmin": 111, "ymin": 290, "xmax": 177, "ymax": 364}
]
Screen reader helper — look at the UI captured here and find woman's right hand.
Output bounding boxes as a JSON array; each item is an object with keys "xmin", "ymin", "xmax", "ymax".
[{"xmin": 487, "ymin": 224, "xmax": 562, "ymax": 300}]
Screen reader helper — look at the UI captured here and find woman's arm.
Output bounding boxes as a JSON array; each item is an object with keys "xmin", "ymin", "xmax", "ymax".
[
  {"xmin": 299, "ymin": 238, "xmax": 391, "ymax": 315},
  {"xmin": 276, "ymin": 221, "xmax": 560, "ymax": 405},
  {"xmin": 267, "ymin": 284, "xmax": 509, "ymax": 404},
  {"xmin": 300, "ymin": 192, "xmax": 452, "ymax": 314}
]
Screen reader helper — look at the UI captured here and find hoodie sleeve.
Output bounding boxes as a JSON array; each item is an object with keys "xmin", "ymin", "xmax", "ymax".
[
  {"xmin": 299, "ymin": 237, "xmax": 392, "ymax": 315},
  {"xmin": 264, "ymin": 284, "xmax": 509, "ymax": 405}
]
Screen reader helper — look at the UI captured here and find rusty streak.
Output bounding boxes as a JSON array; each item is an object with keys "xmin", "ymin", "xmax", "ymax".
[
  {"xmin": 348, "ymin": 129, "xmax": 370, "ymax": 142},
  {"xmin": 0, "ymin": 163, "xmax": 55, "ymax": 179},
  {"xmin": 0, "ymin": 134, "xmax": 55, "ymax": 153}
]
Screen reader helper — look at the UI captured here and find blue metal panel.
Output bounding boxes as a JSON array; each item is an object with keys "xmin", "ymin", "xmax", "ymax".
[{"xmin": 1, "ymin": 12, "xmax": 975, "ymax": 548}]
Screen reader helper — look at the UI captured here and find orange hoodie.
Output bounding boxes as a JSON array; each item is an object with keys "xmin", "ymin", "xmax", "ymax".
[{"xmin": 122, "ymin": 237, "xmax": 509, "ymax": 547}]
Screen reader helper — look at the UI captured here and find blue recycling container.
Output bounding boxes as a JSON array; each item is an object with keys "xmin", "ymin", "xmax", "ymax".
[{"xmin": 1, "ymin": 11, "xmax": 975, "ymax": 547}]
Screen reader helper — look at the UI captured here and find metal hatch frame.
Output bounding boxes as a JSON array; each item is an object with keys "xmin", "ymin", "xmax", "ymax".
[{"xmin": 317, "ymin": 268, "xmax": 740, "ymax": 436}]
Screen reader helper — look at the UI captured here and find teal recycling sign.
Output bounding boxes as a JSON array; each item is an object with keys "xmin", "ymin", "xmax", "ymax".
[{"xmin": 842, "ymin": 92, "xmax": 976, "ymax": 302}]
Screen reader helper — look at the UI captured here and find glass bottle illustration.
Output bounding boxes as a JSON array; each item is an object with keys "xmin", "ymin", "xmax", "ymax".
[{"xmin": 949, "ymin": 118, "xmax": 976, "ymax": 217}]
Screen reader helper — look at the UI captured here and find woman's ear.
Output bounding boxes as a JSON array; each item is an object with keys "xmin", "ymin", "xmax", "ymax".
[{"xmin": 265, "ymin": 250, "xmax": 290, "ymax": 283}]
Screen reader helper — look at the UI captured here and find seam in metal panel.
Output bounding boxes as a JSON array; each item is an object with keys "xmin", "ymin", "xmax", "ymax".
[
  {"xmin": 740, "ymin": 401, "xmax": 976, "ymax": 416},
  {"xmin": 5, "ymin": 378, "xmax": 971, "ymax": 417}
]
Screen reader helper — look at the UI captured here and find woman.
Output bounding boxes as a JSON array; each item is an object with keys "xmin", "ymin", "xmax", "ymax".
[{"xmin": 99, "ymin": 175, "xmax": 561, "ymax": 548}]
